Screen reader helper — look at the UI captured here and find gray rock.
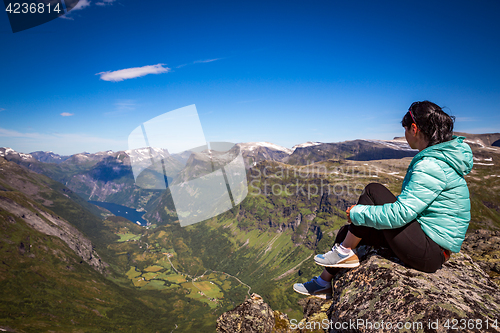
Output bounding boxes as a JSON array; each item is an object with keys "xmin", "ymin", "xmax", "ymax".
[
  {"xmin": 325, "ymin": 246, "xmax": 500, "ymax": 332},
  {"xmin": 216, "ymin": 293, "xmax": 291, "ymax": 333},
  {"xmin": 217, "ymin": 246, "xmax": 500, "ymax": 333},
  {"xmin": 462, "ymin": 230, "xmax": 500, "ymax": 287}
]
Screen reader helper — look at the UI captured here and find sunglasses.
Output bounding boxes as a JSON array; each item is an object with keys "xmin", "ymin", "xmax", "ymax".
[{"xmin": 409, "ymin": 109, "xmax": 417, "ymax": 126}]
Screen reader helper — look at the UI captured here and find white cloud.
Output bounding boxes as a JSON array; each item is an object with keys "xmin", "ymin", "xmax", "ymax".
[
  {"xmin": 237, "ymin": 99, "xmax": 260, "ymax": 104},
  {"xmin": 61, "ymin": 112, "xmax": 74, "ymax": 117},
  {"xmin": 0, "ymin": 127, "xmax": 126, "ymax": 155},
  {"xmin": 458, "ymin": 126, "xmax": 500, "ymax": 134},
  {"xmin": 97, "ymin": 64, "xmax": 171, "ymax": 82},
  {"xmin": 61, "ymin": 0, "xmax": 116, "ymax": 20},
  {"xmin": 455, "ymin": 117, "xmax": 477, "ymax": 122},
  {"xmin": 0, "ymin": 108, "xmax": 5, "ymax": 112},
  {"xmin": 59, "ymin": 0, "xmax": 90, "ymax": 20},
  {"xmin": 59, "ymin": 14, "xmax": 74, "ymax": 20},
  {"xmin": 175, "ymin": 58, "xmax": 223, "ymax": 69},
  {"xmin": 104, "ymin": 100, "xmax": 136, "ymax": 116},
  {"xmin": 115, "ymin": 100, "xmax": 135, "ymax": 110},
  {"xmin": 72, "ymin": 0, "xmax": 91, "ymax": 11},
  {"xmin": 95, "ymin": 0, "xmax": 115, "ymax": 6},
  {"xmin": 193, "ymin": 58, "xmax": 222, "ymax": 64},
  {"xmin": 0, "ymin": 128, "xmax": 41, "ymax": 139}
]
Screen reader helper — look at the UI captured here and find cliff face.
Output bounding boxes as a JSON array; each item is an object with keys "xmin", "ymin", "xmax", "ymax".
[
  {"xmin": 0, "ymin": 157, "xmax": 108, "ymax": 274},
  {"xmin": 0, "ymin": 195, "xmax": 108, "ymax": 274},
  {"xmin": 217, "ymin": 246, "xmax": 500, "ymax": 333}
]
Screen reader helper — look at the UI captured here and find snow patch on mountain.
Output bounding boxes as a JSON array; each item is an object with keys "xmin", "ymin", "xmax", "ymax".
[
  {"xmin": 464, "ymin": 139, "xmax": 498, "ymax": 150},
  {"xmin": 474, "ymin": 157, "xmax": 493, "ymax": 162},
  {"xmin": 291, "ymin": 142, "xmax": 322, "ymax": 151},
  {"xmin": 238, "ymin": 142, "xmax": 293, "ymax": 154},
  {"xmin": 361, "ymin": 139, "xmax": 417, "ymax": 152},
  {"xmin": 19, "ymin": 153, "xmax": 32, "ymax": 160},
  {"xmin": 125, "ymin": 147, "xmax": 169, "ymax": 155},
  {"xmin": 124, "ymin": 147, "xmax": 172, "ymax": 165},
  {"xmin": 0, "ymin": 147, "xmax": 34, "ymax": 160}
]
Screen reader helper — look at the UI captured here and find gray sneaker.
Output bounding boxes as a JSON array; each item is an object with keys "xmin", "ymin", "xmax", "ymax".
[
  {"xmin": 314, "ymin": 244, "xmax": 360, "ymax": 268},
  {"xmin": 293, "ymin": 276, "xmax": 332, "ymax": 299}
]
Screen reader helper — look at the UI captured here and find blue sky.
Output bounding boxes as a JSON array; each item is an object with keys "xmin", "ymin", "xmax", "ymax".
[{"xmin": 1, "ymin": 0, "xmax": 499, "ymax": 155}]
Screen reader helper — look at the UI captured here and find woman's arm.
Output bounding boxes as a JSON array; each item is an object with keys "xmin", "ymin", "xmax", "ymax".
[{"xmin": 349, "ymin": 158, "xmax": 447, "ymax": 229}]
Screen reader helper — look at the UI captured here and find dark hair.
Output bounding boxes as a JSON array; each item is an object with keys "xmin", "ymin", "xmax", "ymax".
[{"xmin": 401, "ymin": 101, "xmax": 455, "ymax": 147}]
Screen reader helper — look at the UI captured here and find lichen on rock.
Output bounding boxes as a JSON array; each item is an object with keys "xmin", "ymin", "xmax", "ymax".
[
  {"xmin": 216, "ymin": 293, "xmax": 292, "ymax": 333},
  {"xmin": 462, "ymin": 229, "xmax": 500, "ymax": 287},
  {"xmin": 325, "ymin": 246, "xmax": 500, "ymax": 332},
  {"xmin": 295, "ymin": 297, "xmax": 333, "ymax": 332}
]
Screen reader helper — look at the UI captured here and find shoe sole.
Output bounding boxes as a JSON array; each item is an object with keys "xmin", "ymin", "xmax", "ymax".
[
  {"xmin": 293, "ymin": 286, "xmax": 332, "ymax": 299},
  {"xmin": 314, "ymin": 260, "xmax": 360, "ymax": 268}
]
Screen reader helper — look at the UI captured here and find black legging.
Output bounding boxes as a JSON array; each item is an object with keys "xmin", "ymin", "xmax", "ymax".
[{"xmin": 326, "ymin": 183, "xmax": 446, "ymax": 274}]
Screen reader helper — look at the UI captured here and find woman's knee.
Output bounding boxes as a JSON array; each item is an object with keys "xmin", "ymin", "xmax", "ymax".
[
  {"xmin": 361, "ymin": 182, "xmax": 397, "ymax": 205},
  {"xmin": 364, "ymin": 182, "xmax": 388, "ymax": 194}
]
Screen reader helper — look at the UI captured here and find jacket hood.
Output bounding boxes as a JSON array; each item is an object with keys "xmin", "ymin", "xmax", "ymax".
[{"xmin": 409, "ymin": 136, "xmax": 473, "ymax": 176}]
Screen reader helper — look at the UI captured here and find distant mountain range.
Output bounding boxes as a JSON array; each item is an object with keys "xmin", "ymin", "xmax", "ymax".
[
  {"xmin": 30, "ymin": 150, "xmax": 71, "ymax": 164},
  {"xmin": 1, "ymin": 132, "xmax": 499, "ymax": 332},
  {"xmin": 2, "ymin": 132, "xmax": 499, "ymax": 207}
]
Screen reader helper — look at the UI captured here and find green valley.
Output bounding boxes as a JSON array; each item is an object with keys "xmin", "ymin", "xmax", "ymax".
[{"xmin": 1, "ymin": 134, "xmax": 499, "ymax": 332}]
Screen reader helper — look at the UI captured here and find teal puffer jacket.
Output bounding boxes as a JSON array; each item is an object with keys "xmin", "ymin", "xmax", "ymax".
[{"xmin": 350, "ymin": 136, "xmax": 473, "ymax": 253}]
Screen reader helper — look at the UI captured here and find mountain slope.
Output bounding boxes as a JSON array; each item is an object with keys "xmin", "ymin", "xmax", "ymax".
[
  {"xmin": 0, "ymin": 156, "xmax": 223, "ymax": 332},
  {"xmin": 0, "ymin": 209, "xmax": 205, "ymax": 332},
  {"xmin": 237, "ymin": 142, "xmax": 293, "ymax": 167},
  {"xmin": 30, "ymin": 151, "xmax": 70, "ymax": 164},
  {"xmin": 286, "ymin": 139, "xmax": 418, "ymax": 165},
  {"xmin": 1, "ymin": 132, "xmax": 499, "ymax": 330},
  {"xmin": 0, "ymin": 148, "xmax": 178, "ymax": 211}
]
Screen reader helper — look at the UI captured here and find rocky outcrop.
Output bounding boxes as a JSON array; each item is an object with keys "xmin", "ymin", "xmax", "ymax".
[
  {"xmin": 462, "ymin": 229, "xmax": 500, "ymax": 287},
  {"xmin": 324, "ymin": 246, "xmax": 500, "ymax": 332},
  {"xmin": 0, "ymin": 195, "xmax": 108, "ymax": 274},
  {"xmin": 294, "ymin": 297, "xmax": 333, "ymax": 332},
  {"xmin": 274, "ymin": 213, "xmax": 303, "ymax": 233},
  {"xmin": 218, "ymin": 246, "xmax": 500, "ymax": 333},
  {"xmin": 216, "ymin": 293, "xmax": 291, "ymax": 333},
  {"xmin": 68, "ymin": 173, "xmax": 131, "ymax": 202}
]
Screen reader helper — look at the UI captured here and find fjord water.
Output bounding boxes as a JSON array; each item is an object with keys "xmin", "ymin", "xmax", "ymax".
[{"xmin": 89, "ymin": 201, "xmax": 147, "ymax": 226}]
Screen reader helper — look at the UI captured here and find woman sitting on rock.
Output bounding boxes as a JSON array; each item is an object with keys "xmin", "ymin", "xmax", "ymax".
[{"xmin": 294, "ymin": 101, "xmax": 473, "ymax": 298}]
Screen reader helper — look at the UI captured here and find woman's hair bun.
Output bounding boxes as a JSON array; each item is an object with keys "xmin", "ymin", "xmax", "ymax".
[{"xmin": 402, "ymin": 101, "xmax": 455, "ymax": 147}]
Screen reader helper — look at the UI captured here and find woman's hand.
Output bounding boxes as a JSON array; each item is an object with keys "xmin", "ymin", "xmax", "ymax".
[{"xmin": 346, "ymin": 205, "xmax": 356, "ymax": 224}]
